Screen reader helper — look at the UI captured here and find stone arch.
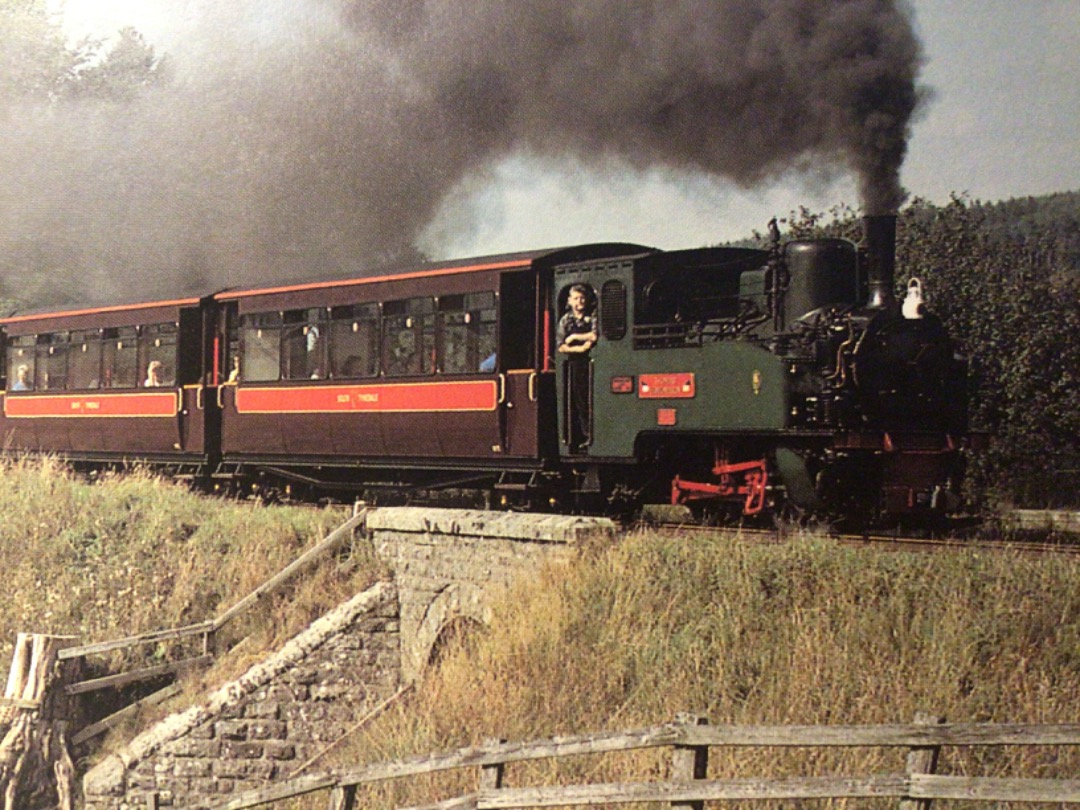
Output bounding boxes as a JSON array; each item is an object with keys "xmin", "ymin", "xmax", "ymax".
[
  {"xmin": 428, "ymin": 614, "xmax": 486, "ymax": 669},
  {"xmin": 405, "ymin": 582, "xmax": 489, "ymax": 682}
]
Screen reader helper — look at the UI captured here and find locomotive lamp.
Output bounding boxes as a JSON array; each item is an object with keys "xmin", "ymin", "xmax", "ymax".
[{"xmin": 902, "ymin": 279, "xmax": 926, "ymax": 319}]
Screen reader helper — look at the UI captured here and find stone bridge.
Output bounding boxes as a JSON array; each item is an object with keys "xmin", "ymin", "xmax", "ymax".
[
  {"xmin": 82, "ymin": 507, "xmax": 617, "ymax": 809},
  {"xmin": 367, "ymin": 507, "xmax": 617, "ymax": 681}
]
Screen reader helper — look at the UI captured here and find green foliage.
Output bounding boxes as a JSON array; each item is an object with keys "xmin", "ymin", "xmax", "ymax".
[
  {"xmin": 0, "ymin": 0, "xmax": 79, "ymax": 101},
  {"xmin": 899, "ymin": 196, "xmax": 1080, "ymax": 507},
  {"xmin": 69, "ymin": 27, "xmax": 170, "ymax": 102},
  {"xmin": 777, "ymin": 194, "xmax": 1080, "ymax": 509},
  {"xmin": 0, "ymin": 0, "xmax": 167, "ymax": 106}
]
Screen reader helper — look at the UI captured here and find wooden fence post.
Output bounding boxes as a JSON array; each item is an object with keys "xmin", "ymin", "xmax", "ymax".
[
  {"xmin": 900, "ymin": 712, "xmax": 945, "ymax": 810},
  {"xmin": 481, "ymin": 738, "xmax": 507, "ymax": 791},
  {"xmin": 671, "ymin": 714, "xmax": 709, "ymax": 810},
  {"xmin": 0, "ymin": 633, "xmax": 79, "ymax": 810},
  {"xmin": 327, "ymin": 785, "xmax": 356, "ymax": 810}
]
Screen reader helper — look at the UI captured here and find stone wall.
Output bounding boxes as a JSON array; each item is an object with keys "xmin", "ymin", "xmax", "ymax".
[
  {"xmin": 82, "ymin": 582, "xmax": 400, "ymax": 810},
  {"xmin": 78, "ymin": 508, "xmax": 617, "ymax": 809},
  {"xmin": 368, "ymin": 508, "xmax": 616, "ymax": 681}
]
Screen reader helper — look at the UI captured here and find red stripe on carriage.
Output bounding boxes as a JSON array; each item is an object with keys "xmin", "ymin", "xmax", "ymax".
[
  {"xmin": 4, "ymin": 391, "xmax": 179, "ymax": 418},
  {"xmin": 234, "ymin": 380, "xmax": 499, "ymax": 414}
]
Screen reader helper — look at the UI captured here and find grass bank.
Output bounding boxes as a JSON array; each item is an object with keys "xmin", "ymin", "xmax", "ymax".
[
  {"xmin": 3, "ymin": 459, "xmax": 1077, "ymax": 805},
  {"xmin": 0, "ymin": 456, "xmax": 382, "ymax": 671},
  {"xmin": 335, "ymin": 527, "xmax": 1080, "ymax": 807}
]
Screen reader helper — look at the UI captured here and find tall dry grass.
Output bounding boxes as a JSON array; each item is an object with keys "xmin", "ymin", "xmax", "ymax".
[
  {"xmin": 326, "ymin": 527, "xmax": 1079, "ymax": 809},
  {"xmin": 5, "ymin": 457, "xmax": 1077, "ymax": 808},
  {"xmin": 0, "ymin": 456, "xmax": 383, "ymax": 672}
]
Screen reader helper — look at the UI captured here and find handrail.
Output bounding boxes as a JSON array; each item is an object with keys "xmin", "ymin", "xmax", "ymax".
[
  {"xmin": 57, "ymin": 621, "xmax": 215, "ymax": 661},
  {"xmin": 209, "ymin": 718, "xmax": 1080, "ymax": 810},
  {"xmin": 54, "ymin": 508, "xmax": 368, "ymax": 737},
  {"xmin": 399, "ymin": 775, "xmax": 1080, "ymax": 809},
  {"xmin": 213, "ymin": 510, "xmax": 367, "ymax": 631},
  {"xmin": 60, "ymin": 509, "xmax": 367, "ymax": 664}
]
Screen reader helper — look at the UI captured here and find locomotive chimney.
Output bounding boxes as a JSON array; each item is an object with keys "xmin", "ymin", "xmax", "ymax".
[{"xmin": 863, "ymin": 214, "xmax": 897, "ymax": 309}]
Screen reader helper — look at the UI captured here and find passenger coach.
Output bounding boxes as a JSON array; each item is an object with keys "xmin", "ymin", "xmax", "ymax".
[
  {"xmin": 212, "ymin": 245, "xmax": 648, "ymax": 500},
  {"xmin": 0, "ymin": 297, "xmax": 215, "ymax": 467},
  {"xmin": 0, "ymin": 244, "xmax": 651, "ymax": 505}
]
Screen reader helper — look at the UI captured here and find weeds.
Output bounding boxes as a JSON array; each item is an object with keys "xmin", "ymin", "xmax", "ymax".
[
  {"xmin": 329, "ymin": 527, "xmax": 1080, "ymax": 810},
  {"xmin": 0, "ymin": 455, "xmax": 380, "ymax": 682}
]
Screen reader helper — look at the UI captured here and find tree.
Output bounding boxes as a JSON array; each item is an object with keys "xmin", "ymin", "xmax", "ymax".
[
  {"xmin": 899, "ymin": 196, "xmax": 1080, "ymax": 508},
  {"xmin": 0, "ymin": 1, "xmax": 165, "ymax": 105},
  {"xmin": 0, "ymin": 0, "xmax": 82, "ymax": 102},
  {"xmin": 776, "ymin": 195, "xmax": 1080, "ymax": 509},
  {"xmin": 68, "ymin": 27, "xmax": 169, "ymax": 102}
]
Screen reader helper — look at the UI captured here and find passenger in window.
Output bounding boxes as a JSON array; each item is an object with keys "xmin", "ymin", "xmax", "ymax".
[
  {"xmin": 479, "ymin": 352, "xmax": 497, "ymax": 373},
  {"xmin": 388, "ymin": 330, "xmax": 417, "ymax": 375},
  {"xmin": 557, "ymin": 284, "xmax": 597, "ymax": 453},
  {"xmin": 227, "ymin": 356, "xmax": 241, "ymax": 383},
  {"xmin": 10, "ymin": 364, "xmax": 31, "ymax": 391},
  {"xmin": 306, "ymin": 325, "xmax": 323, "ymax": 379},
  {"xmin": 557, "ymin": 285, "xmax": 597, "ymax": 355},
  {"xmin": 144, "ymin": 360, "xmax": 165, "ymax": 387}
]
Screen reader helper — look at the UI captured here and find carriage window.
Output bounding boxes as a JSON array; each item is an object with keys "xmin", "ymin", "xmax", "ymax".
[
  {"xmin": 34, "ymin": 332, "xmax": 69, "ymax": 391},
  {"xmin": 69, "ymin": 330, "xmax": 103, "ymax": 389},
  {"xmin": 138, "ymin": 323, "xmax": 177, "ymax": 387},
  {"xmin": 240, "ymin": 312, "xmax": 283, "ymax": 382},
  {"xmin": 282, "ymin": 308, "xmax": 327, "ymax": 381},
  {"xmin": 103, "ymin": 327, "xmax": 139, "ymax": 388},
  {"xmin": 7, "ymin": 335, "xmax": 36, "ymax": 391},
  {"xmin": 439, "ymin": 292, "xmax": 497, "ymax": 373},
  {"xmin": 330, "ymin": 303, "xmax": 379, "ymax": 378},
  {"xmin": 383, "ymin": 298, "xmax": 434, "ymax": 376}
]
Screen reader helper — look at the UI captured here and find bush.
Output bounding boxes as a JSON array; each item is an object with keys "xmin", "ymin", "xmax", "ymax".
[{"xmin": 773, "ymin": 194, "xmax": 1080, "ymax": 509}]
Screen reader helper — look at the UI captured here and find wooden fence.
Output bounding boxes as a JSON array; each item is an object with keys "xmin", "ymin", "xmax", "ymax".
[
  {"xmin": 211, "ymin": 715, "xmax": 1080, "ymax": 810},
  {"xmin": 39, "ymin": 508, "xmax": 368, "ymax": 746}
]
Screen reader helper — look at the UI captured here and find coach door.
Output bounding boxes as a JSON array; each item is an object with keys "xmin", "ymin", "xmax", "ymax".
[
  {"xmin": 177, "ymin": 301, "xmax": 214, "ymax": 456},
  {"xmin": 499, "ymin": 271, "xmax": 542, "ymax": 457}
]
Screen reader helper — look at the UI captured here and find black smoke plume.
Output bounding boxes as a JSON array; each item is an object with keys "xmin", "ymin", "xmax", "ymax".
[{"xmin": 0, "ymin": 0, "xmax": 922, "ymax": 308}]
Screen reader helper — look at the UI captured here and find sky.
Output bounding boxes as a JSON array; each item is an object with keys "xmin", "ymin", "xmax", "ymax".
[{"xmin": 47, "ymin": 0, "xmax": 1080, "ymax": 259}]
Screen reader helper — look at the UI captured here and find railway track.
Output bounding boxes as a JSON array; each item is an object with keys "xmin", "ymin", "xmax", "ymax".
[{"xmin": 635, "ymin": 520, "xmax": 1080, "ymax": 557}]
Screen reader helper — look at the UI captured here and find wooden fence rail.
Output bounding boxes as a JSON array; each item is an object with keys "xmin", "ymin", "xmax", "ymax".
[
  {"xmin": 51, "ymin": 508, "xmax": 368, "ymax": 743},
  {"xmin": 209, "ymin": 717, "xmax": 1080, "ymax": 810}
]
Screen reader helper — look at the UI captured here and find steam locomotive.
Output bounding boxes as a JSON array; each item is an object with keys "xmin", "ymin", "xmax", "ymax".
[{"xmin": 0, "ymin": 215, "xmax": 972, "ymax": 523}]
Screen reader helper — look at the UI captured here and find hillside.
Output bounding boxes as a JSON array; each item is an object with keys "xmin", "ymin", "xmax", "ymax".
[
  {"xmin": 979, "ymin": 191, "xmax": 1080, "ymax": 274},
  {"xmin": 419, "ymin": 527, "xmax": 1080, "ymax": 731},
  {"xmin": 0, "ymin": 457, "xmax": 382, "ymax": 671},
  {"xmin": 2, "ymin": 459, "xmax": 1079, "ymax": 807},
  {"xmin": 324, "ymin": 526, "xmax": 1080, "ymax": 810}
]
